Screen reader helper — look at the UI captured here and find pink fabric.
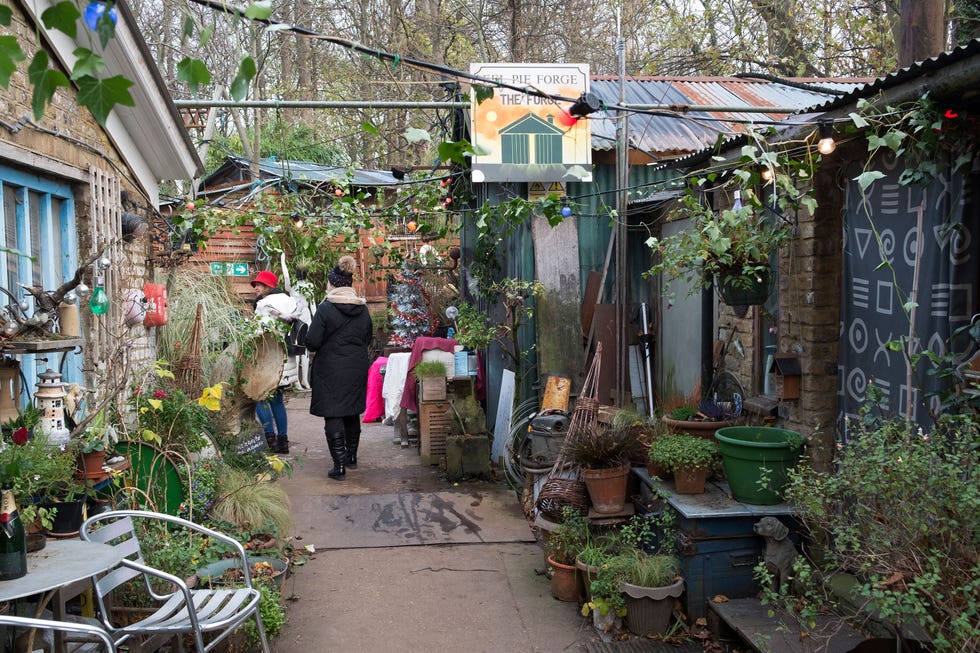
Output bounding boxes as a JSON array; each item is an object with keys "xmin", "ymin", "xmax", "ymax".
[
  {"xmin": 399, "ymin": 337, "xmax": 457, "ymax": 412},
  {"xmin": 362, "ymin": 356, "xmax": 388, "ymax": 423}
]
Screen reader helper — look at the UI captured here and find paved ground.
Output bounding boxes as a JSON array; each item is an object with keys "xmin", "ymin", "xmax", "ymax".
[{"xmin": 274, "ymin": 392, "xmax": 600, "ymax": 653}]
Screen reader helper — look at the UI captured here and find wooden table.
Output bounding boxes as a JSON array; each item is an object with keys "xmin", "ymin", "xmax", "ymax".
[{"xmin": 0, "ymin": 539, "xmax": 123, "ymax": 652}]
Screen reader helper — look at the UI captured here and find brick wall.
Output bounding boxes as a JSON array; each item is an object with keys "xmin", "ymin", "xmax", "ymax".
[{"xmin": 1, "ymin": 2, "xmax": 159, "ymax": 390}]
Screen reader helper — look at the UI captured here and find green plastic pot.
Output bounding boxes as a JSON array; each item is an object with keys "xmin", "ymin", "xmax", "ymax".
[{"xmin": 714, "ymin": 426, "xmax": 803, "ymax": 505}]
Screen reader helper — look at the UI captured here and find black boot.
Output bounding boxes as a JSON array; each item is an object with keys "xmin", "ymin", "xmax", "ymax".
[
  {"xmin": 345, "ymin": 430, "xmax": 360, "ymax": 469},
  {"xmin": 326, "ymin": 432, "xmax": 347, "ymax": 480},
  {"xmin": 265, "ymin": 432, "xmax": 276, "ymax": 451},
  {"xmin": 275, "ymin": 436, "xmax": 289, "ymax": 455}
]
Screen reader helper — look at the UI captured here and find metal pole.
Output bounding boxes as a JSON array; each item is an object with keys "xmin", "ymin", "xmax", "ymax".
[
  {"xmin": 614, "ymin": 16, "xmax": 629, "ymax": 407},
  {"xmin": 640, "ymin": 302, "xmax": 655, "ymax": 416}
]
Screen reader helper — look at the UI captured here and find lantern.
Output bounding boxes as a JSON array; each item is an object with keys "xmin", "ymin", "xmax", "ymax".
[{"xmin": 35, "ymin": 369, "xmax": 70, "ymax": 447}]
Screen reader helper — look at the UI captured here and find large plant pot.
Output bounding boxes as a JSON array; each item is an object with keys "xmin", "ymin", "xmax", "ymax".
[
  {"xmin": 575, "ymin": 556, "xmax": 601, "ymax": 602},
  {"xmin": 717, "ymin": 268, "xmax": 773, "ymax": 307},
  {"xmin": 581, "ymin": 463, "xmax": 630, "ymax": 514},
  {"xmin": 620, "ymin": 578, "xmax": 684, "ymax": 636},
  {"xmin": 547, "ymin": 555, "xmax": 582, "ymax": 602},
  {"xmin": 663, "ymin": 415, "xmax": 736, "ymax": 440},
  {"xmin": 673, "ymin": 465, "xmax": 709, "ymax": 494},
  {"xmin": 715, "ymin": 426, "xmax": 803, "ymax": 505}
]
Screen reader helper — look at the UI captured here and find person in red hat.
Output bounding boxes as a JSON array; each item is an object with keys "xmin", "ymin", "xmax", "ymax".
[{"xmin": 251, "ymin": 270, "xmax": 301, "ymax": 454}]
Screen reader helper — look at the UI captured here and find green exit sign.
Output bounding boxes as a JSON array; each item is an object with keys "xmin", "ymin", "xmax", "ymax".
[{"xmin": 210, "ymin": 262, "xmax": 250, "ymax": 276}]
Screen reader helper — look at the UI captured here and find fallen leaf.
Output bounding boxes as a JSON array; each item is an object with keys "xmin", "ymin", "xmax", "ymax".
[{"xmin": 712, "ymin": 594, "xmax": 730, "ymax": 603}]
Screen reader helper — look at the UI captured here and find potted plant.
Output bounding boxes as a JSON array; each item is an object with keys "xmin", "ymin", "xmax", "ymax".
[
  {"xmin": 0, "ymin": 425, "xmax": 76, "ymax": 545},
  {"xmin": 647, "ymin": 185, "xmax": 794, "ymax": 306},
  {"xmin": 662, "ymin": 400, "xmax": 739, "ymax": 439},
  {"xmin": 648, "ymin": 433, "xmax": 719, "ymax": 494},
  {"xmin": 581, "ymin": 553, "xmax": 630, "ymax": 637},
  {"xmin": 73, "ymin": 427, "xmax": 109, "ymax": 479},
  {"xmin": 564, "ymin": 423, "xmax": 638, "ymax": 514},
  {"xmin": 413, "ymin": 360, "xmax": 448, "ymax": 402},
  {"xmin": 544, "ymin": 507, "xmax": 589, "ymax": 602},
  {"xmin": 615, "ymin": 550, "xmax": 684, "ymax": 637}
]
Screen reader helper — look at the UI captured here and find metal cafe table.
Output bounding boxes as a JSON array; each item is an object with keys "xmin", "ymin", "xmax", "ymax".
[{"xmin": 0, "ymin": 538, "xmax": 124, "ymax": 653}]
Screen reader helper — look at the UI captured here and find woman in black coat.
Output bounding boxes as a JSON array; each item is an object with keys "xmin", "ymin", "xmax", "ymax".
[{"xmin": 305, "ymin": 255, "xmax": 374, "ymax": 480}]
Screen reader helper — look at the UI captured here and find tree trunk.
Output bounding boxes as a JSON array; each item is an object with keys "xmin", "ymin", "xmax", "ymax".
[{"xmin": 899, "ymin": 0, "xmax": 946, "ymax": 67}]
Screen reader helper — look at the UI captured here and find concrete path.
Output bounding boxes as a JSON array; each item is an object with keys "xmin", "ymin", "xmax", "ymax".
[{"xmin": 275, "ymin": 392, "xmax": 597, "ymax": 652}]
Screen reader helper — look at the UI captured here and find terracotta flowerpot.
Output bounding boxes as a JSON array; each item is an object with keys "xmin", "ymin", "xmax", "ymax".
[
  {"xmin": 548, "ymin": 555, "xmax": 582, "ymax": 602},
  {"xmin": 76, "ymin": 450, "xmax": 107, "ymax": 478},
  {"xmin": 581, "ymin": 462, "xmax": 631, "ymax": 514},
  {"xmin": 673, "ymin": 465, "xmax": 709, "ymax": 494},
  {"xmin": 663, "ymin": 415, "xmax": 736, "ymax": 440}
]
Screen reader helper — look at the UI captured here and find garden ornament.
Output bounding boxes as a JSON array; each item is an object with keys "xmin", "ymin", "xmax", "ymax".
[{"xmin": 754, "ymin": 516, "xmax": 797, "ymax": 594}]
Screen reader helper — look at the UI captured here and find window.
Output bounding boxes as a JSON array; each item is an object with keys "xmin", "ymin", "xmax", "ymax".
[{"xmin": 0, "ymin": 165, "xmax": 80, "ymax": 402}]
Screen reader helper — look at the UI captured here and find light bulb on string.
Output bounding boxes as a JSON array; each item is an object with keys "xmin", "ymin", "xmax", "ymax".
[
  {"xmin": 89, "ymin": 274, "xmax": 109, "ymax": 315},
  {"xmin": 560, "ymin": 197, "xmax": 572, "ymax": 218},
  {"xmin": 761, "ymin": 167, "xmax": 775, "ymax": 183},
  {"xmin": 817, "ymin": 120, "xmax": 836, "ymax": 155}
]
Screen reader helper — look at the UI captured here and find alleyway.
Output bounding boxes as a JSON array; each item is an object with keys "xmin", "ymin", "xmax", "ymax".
[{"xmin": 274, "ymin": 392, "xmax": 597, "ymax": 652}]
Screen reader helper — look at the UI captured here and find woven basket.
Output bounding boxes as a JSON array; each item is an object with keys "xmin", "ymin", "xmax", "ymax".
[{"xmin": 534, "ymin": 344, "xmax": 603, "ymax": 521}]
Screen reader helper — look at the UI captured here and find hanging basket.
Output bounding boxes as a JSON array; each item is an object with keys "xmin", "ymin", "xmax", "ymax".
[{"xmin": 717, "ymin": 268, "xmax": 773, "ymax": 307}]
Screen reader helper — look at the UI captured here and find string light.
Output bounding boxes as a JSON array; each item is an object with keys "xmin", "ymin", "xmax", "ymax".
[
  {"xmin": 817, "ymin": 120, "xmax": 836, "ymax": 155},
  {"xmin": 760, "ymin": 167, "xmax": 775, "ymax": 183}
]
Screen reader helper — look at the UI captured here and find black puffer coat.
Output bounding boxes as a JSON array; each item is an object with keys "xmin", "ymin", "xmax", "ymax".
[{"xmin": 305, "ymin": 288, "xmax": 374, "ymax": 417}]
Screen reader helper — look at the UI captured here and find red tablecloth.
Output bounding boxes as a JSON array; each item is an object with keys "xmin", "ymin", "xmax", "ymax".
[{"xmin": 399, "ymin": 337, "xmax": 457, "ymax": 413}]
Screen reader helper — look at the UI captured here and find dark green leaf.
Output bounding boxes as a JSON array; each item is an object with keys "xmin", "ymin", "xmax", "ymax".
[
  {"xmin": 199, "ymin": 25, "xmax": 213, "ymax": 46},
  {"xmin": 182, "ymin": 15, "xmax": 195, "ymax": 39},
  {"xmin": 77, "ymin": 74, "xmax": 134, "ymax": 126},
  {"xmin": 229, "ymin": 56, "xmax": 256, "ymax": 100},
  {"xmin": 27, "ymin": 52, "xmax": 69, "ymax": 120},
  {"xmin": 94, "ymin": 8, "xmax": 116, "ymax": 49},
  {"xmin": 176, "ymin": 57, "xmax": 211, "ymax": 94},
  {"xmin": 472, "ymin": 84, "xmax": 494, "ymax": 104},
  {"xmin": 0, "ymin": 5, "xmax": 12, "ymax": 25},
  {"xmin": 70, "ymin": 48, "xmax": 105, "ymax": 79},
  {"xmin": 41, "ymin": 1, "xmax": 80, "ymax": 39},
  {"xmin": 0, "ymin": 35, "xmax": 26, "ymax": 88},
  {"xmin": 885, "ymin": 339, "xmax": 904, "ymax": 352}
]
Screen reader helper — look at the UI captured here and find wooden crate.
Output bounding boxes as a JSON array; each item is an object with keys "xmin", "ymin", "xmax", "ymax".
[{"xmin": 420, "ymin": 400, "xmax": 452, "ymax": 465}]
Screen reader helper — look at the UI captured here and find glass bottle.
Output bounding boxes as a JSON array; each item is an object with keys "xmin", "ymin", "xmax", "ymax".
[
  {"xmin": 0, "ymin": 482, "xmax": 27, "ymax": 580},
  {"xmin": 89, "ymin": 274, "xmax": 109, "ymax": 315}
]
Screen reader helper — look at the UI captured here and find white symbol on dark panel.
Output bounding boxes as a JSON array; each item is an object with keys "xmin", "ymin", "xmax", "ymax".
[
  {"xmin": 853, "ymin": 278, "xmax": 870, "ymax": 308},
  {"xmin": 875, "ymin": 280, "xmax": 893, "ymax": 314}
]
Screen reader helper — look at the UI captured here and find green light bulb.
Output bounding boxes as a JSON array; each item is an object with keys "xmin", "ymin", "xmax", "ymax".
[{"xmin": 89, "ymin": 286, "xmax": 109, "ymax": 315}]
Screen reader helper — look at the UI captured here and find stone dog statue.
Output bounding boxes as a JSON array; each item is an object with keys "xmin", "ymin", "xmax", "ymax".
[{"xmin": 754, "ymin": 516, "xmax": 798, "ymax": 593}]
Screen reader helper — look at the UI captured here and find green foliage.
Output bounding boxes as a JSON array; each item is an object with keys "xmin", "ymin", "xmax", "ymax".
[
  {"xmin": 546, "ymin": 507, "xmax": 590, "ymax": 565},
  {"xmin": 618, "ymin": 550, "xmax": 681, "ymax": 588},
  {"xmin": 470, "ymin": 195, "xmax": 564, "ymax": 288},
  {"xmin": 179, "ymin": 458, "xmax": 223, "ymax": 522},
  {"xmin": 854, "ymin": 95, "xmax": 978, "ymax": 189},
  {"xmin": 0, "ymin": 430, "xmax": 76, "ymax": 527},
  {"xmin": 245, "ymin": 581, "xmax": 286, "ymax": 643},
  {"xmin": 564, "ymin": 423, "xmax": 638, "ymax": 470},
  {"xmin": 452, "ymin": 302, "xmax": 494, "ymax": 351},
  {"xmin": 211, "ymin": 468, "xmax": 293, "ymax": 539},
  {"xmin": 128, "ymin": 372, "xmax": 214, "ymax": 455},
  {"xmin": 648, "ymin": 433, "xmax": 718, "ymax": 472},
  {"xmin": 413, "ymin": 360, "xmax": 447, "ymax": 377},
  {"xmin": 774, "ymin": 400, "xmax": 980, "ymax": 651},
  {"xmin": 667, "ymin": 406, "xmax": 698, "ymax": 421}
]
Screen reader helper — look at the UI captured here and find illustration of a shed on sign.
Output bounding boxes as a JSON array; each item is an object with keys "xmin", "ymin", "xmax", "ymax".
[{"xmin": 499, "ymin": 114, "xmax": 565, "ymax": 165}]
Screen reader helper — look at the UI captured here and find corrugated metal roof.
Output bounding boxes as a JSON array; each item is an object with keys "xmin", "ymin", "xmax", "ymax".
[
  {"xmin": 664, "ymin": 40, "xmax": 980, "ymax": 170},
  {"xmin": 200, "ymin": 156, "xmax": 401, "ymax": 190},
  {"xmin": 588, "ymin": 76, "xmax": 868, "ymax": 156}
]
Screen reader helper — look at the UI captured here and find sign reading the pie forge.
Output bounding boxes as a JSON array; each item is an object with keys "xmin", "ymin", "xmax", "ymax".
[{"xmin": 469, "ymin": 63, "xmax": 592, "ymax": 184}]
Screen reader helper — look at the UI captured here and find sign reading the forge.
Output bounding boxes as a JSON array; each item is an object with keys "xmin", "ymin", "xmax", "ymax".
[
  {"xmin": 469, "ymin": 63, "xmax": 592, "ymax": 184},
  {"xmin": 210, "ymin": 262, "xmax": 250, "ymax": 277}
]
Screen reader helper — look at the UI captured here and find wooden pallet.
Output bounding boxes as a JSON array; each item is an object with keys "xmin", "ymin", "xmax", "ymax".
[{"xmin": 420, "ymin": 400, "xmax": 452, "ymax": 465}]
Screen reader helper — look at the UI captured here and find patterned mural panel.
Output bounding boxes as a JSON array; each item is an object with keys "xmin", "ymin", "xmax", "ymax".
[{"xmin": 839, "ymin": 154, "xmax": 979, "ymax": 436}]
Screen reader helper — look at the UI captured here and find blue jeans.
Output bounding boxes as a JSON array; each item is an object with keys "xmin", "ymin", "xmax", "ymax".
[{"xmin": 256, "ymin": 388, "xmax": 287, "ymax": 436}]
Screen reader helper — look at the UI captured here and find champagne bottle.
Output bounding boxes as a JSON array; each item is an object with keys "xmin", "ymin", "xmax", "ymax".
[{"xmin": 0, "ymin": 482, "xmax": 27, "ymax": 580}]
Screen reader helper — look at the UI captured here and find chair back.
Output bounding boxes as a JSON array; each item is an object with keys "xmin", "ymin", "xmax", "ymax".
[{"xmin": 80, "ymin": 512, "xmax": 154, "ymax": 614}]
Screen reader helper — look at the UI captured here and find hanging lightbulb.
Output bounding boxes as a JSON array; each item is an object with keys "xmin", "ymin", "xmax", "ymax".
[
  {"xmin": 761, "ymin": 167, "xmax": 775, "ymax": 183},
  {"xmin": 732, "ymin": 190, "xmax": 743, "ymax": 211},
  {"xmin": 76, "ymin": 282, "xmax": 90, "ymax": 298},
  {"xmin": 560, "ymin": 197, "xmax": 572, "ymax": 218},
  {"xmin": 89, "ymin": 274, "xmax": 109, "ymax": 315},
  {"xmin": 817, "ymin": 120, "xmax": 836, "ymax": 155}
]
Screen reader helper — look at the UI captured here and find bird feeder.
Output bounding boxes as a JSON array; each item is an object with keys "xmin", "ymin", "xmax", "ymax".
[{"xmin": 768, "ymin": 356, "xmax": 802, "ymax": 401}]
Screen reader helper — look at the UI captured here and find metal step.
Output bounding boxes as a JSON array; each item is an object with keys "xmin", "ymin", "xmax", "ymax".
[{"xmin": 709, "ymin": 597, "xmax": 866, "ymax": 653}]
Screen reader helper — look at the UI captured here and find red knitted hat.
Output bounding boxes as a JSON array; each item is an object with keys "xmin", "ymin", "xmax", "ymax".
[{"xmin": 251, "ymin": 270, "xmax": 278, "ymax": 288}]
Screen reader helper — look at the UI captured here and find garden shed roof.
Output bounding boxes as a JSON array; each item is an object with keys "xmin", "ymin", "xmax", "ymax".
[
  {"xmin": 588, "ymin": 76, "xmax": 869, "ymax": 158},
  {"xmin": 198, "ymin": 156, "xmax": 402, "ymax": 196}
]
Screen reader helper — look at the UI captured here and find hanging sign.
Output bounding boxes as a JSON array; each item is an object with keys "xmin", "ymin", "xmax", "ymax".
[{"xmin": 469, "ymin": 63, "xmax": 592, "ymax": 184}]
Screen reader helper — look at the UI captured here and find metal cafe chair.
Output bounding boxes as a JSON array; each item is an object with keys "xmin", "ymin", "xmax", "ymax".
[
  {"xmin": 80, "ymin": 510, "xmax": 271, "ymax": 653},
  {"xmin": 0, "ymin": 613, "xmax": 117, "ymax": 652}
]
